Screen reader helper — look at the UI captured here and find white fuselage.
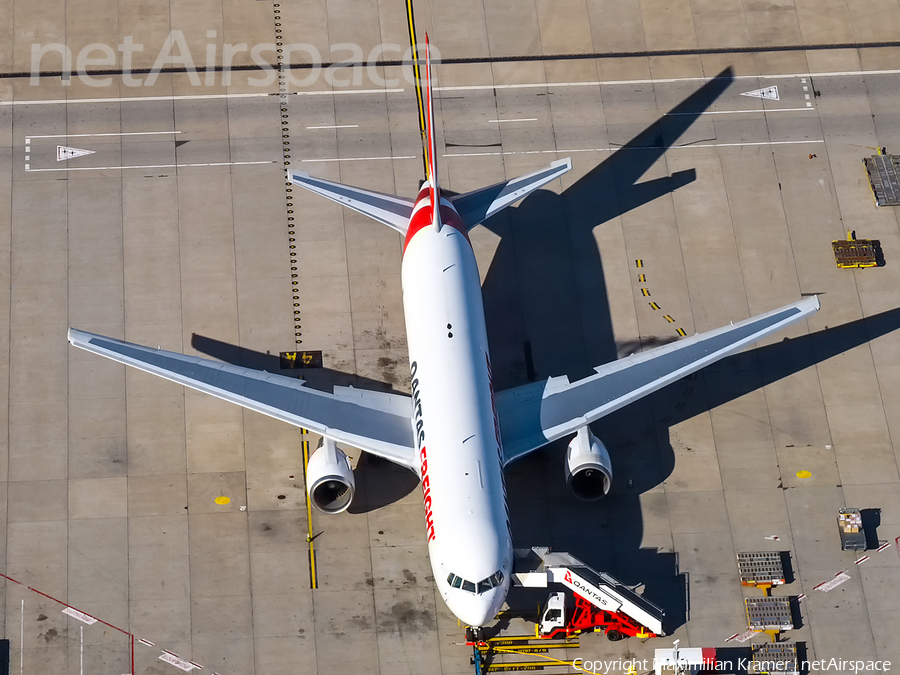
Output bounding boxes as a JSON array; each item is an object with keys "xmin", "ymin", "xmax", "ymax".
[{"xmin": 401, "ymin": 194, "xmax": 513, "ymax": 627}]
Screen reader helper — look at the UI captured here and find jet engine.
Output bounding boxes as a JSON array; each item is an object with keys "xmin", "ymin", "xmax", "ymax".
[
  {"xmin": 565, "ymin": 427, "xmax": 612, "ymax": 501},
  {"xmin": 306, "ymin": 437, "xmax": 356, "ymax": 514}
]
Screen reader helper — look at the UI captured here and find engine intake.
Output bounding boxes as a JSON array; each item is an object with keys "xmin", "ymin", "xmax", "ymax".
[
  {"xmin": 306, "ymin": 437, "xmax": 356, "ymax": 514},
  {"xmin": 565, "ymin": 427, "xmax": 612, "ymax": 501}
]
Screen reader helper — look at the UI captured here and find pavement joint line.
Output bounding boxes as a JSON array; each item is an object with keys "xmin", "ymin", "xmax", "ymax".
[
  {"xmin": 306, "ymin": 124, "xmax": 359, "ymax": 129},
  {"xmin": 442, "ymin": 139, "xmax": 825, "ymax": 158},
  {"xmin": 487, "ymin": 118, "xmax": 538, "ymax": 123},
  {"xmin": 0, "ymin": 89, "xmax": 405, "ymax": 106}
]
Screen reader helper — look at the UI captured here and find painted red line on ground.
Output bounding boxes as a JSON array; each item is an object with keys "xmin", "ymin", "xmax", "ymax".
[
  {"xmin": 855, "ymin": 556, "xmax": 870, "ymax": 565},
  {"xmin": 139, "ymin": 639, "xmax": 155, "ymax": 647},
  {"xmin": 877, "ymin": 542, "xmax": 890, "ymax": 552},
  {"xmin": 162, "ymin": 650, "xmax": 179, "ymax": 657},
  {"xmin": 0, "ymin": 572, "xmax": 132, "ymax": 636},
  {"xmin": 797, "ymin": 594, "xmax": 806, "ymax": 601},
  {"xmin": 189, "ymin": 662, "xmax": 203, "ymax": 669},
  {"xmin": 725, "ymin": 633, "xmax": 740, "ymax": 642}
]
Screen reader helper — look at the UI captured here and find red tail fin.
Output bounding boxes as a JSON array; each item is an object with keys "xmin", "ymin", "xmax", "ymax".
[{"xmin": 423, "ymin": 34, "xmax": 441, "ymax": 230}]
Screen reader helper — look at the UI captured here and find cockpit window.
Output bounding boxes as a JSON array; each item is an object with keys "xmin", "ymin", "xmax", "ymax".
[{"xmin": 448, "ymin": 570, "xmax": 505, "ymax": 594}]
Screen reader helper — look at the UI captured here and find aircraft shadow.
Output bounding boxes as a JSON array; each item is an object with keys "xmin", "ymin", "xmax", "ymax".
[
  {"xmin": 488, "ymin": 68, "xmax": 734, "ymax": 631},
  {"xmin": 489, "ymin": 69, "xmax": 900, "ymax": 634}
]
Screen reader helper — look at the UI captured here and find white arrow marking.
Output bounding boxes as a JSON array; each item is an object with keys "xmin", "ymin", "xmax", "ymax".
[
  {"xmin": 741, "ymin": 85, "xmax": 780, "ymax": 100},
  {"xmin": 57, "ymin": 145, "xmax": 96, "ymax": 161}
]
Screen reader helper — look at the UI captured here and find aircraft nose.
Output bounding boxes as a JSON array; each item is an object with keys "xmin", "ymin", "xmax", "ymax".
[{"xmin": 447, "ymin": 588, "xmax": 506, "ymax": 627}]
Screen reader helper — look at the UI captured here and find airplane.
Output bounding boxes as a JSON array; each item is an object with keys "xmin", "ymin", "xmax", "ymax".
[{"xmin": 68, "ymin": 37, "xmax": 820, "ymax": 628}]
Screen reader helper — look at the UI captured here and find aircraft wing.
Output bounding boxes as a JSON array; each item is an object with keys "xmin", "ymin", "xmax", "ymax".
[
  {"xmin": 67, "ymin": 328, "xmax": 418, "ymax": 470},
  {"xmin": 288, "ymin": 171, "xmax": 414, "ymax": 235},
  {"xmin": 496, "ymin": 296, "xmax": 820, "ymax": 465},
  {"xmin": 450, "ymin": 158, "xmax": 573, "ymax": 229}
]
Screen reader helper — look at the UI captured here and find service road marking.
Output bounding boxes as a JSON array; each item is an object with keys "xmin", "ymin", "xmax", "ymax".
[
  {"xmin": 0, "ymin": 89, "xmax": 404, "ymax": 106},
  {"xmin": 27, "ymin": 131, "xmax": 181, "ymax": 139},
  {"xmin": 666, "ymin": 107, "xmax": 813, "ymax": 115},
  {"xmin": 443, "ymin": 139, "xmax": 825, "ymax": 158},
  {"xmin": 26, "ymin": 160, "xmax": 274, "ymax": 172},
  {"xmin": 300, "ymin": 155, "xmax": 415, "ymax": 162}
]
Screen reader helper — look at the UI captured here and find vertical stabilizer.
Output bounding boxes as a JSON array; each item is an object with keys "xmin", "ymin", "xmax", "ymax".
[{"xmin": 423, "ymin": 35, "xmax": 441, "ymax": 231}]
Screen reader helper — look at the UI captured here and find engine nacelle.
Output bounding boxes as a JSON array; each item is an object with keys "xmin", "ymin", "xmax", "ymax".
[
  {"xmin": 565, "ymin": 427, "xmax": 612, "ymax": 501},
  {"xmin": 306, "ymin": 437, "xmax": 356, "ymax": 514}
]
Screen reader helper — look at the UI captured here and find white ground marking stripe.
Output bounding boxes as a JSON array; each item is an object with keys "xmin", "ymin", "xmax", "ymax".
[
  {"xmin": 443, "ymin": 139, "xmax": 825, "ymax": 158},
  {"xmin": 814, "ymin": 571, "xmax": 851, "ymax": 592},
  {"xmin": 487, "ymin": 118, "xmax": 537, "ymax": 123},
  {"xmin": 0, "ymin": 89, "xmax": 403, "ymax": 106},
  {"xmin": 26, "ymin": 160, "xmax": 274, "ymax": 172},
  {"xmin": 27, "ymin": 131, "xmax": 181, "ymax": 139},
  {"xmin": 300, "ymin": 155, "xmax": 415, "ymax": 162},
  {"xmin": 667, "ymin": 107, "xmax": 813, "ymax": 115},
  {"xmin": 436, "ymin": 67, "xmax": 900, "ymax": 91},
  {"xmin": 1, "ymin": 66, "xmax": 899, "ymax": 107}
]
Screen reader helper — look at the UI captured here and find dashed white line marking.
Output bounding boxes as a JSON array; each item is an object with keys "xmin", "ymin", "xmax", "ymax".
[
  {"xmin": 306, "ymin": 124, "xmax": 359, "ymax": 129},
  {"xmin": 443, "ymin": 139, "xmax": 825, "ymax": 158},
  {"xmin": 300, "ymin": 155, "xmax": 415, "ymax": 163},
  {"xmin": 876, "ymin": 542, "xmax": 890, "ymax": 553},
  {"xmin": 139, "ymin": 639, "xmax": 155, "ymax": 647},
  {"xmin": 487, "ymin": 118, "xmax": 538, "ymax": 123},
  {"xmin": 26, "ymin": 160, "xmax": 273, "ymax": 172},
  {"xmin": 854, "ymin": 555, "xmax": 870, "ymax": 565}
]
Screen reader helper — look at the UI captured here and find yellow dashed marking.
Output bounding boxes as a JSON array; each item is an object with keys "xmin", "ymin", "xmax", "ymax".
[
  {"xmin": 635, "ymin": 259, "xmax": 643, "ymax": 268},
  {"xmin": 649, "ymin": 302, "xmax": 660, "ymax": 310},
  {"xmin": 638, "ymin": 274, "xmax": 646, "ymax": 282},
  {"xmin": 641, "ymin": 288, "xmax": 651, "ymax": 297},
  {"xmin": 663, "ymin": 314, "xmax": 675, "ymax": 323},
  {"xmin": 676, "ymin": 327, "xmax": 686, "ymax": 337},
  {"xmin": 796, "ymin": 470, "xmax": 812, "ymax": 479},
  {"xmin": 214, "ymin": 496, "xmax": 230, "ymax": 505}
]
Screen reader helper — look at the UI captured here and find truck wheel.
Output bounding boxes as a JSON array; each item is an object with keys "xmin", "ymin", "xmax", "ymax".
[{"xmin": 606, "ymin": 630, "xmax": 624, "ymax": 642}]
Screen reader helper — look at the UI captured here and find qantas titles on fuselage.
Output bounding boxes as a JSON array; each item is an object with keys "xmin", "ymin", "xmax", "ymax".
[{"xmin": 411, "ymin": 361, "xmax": 436, "ymax": 543}]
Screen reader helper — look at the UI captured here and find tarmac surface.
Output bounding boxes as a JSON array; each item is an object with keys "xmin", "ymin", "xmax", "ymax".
[{"xmin": 2, "ymin": 0, "xmax": 900, "ymax": 674}]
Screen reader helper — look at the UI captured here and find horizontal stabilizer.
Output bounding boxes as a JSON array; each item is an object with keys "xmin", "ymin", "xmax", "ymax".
[
  {"xmin": 288, "ymin": 171, "xmax": 414, "ymax": 235},
  {"xmin": 450, "ymin": 158, "xmax": 573, "ymax": 229}
]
